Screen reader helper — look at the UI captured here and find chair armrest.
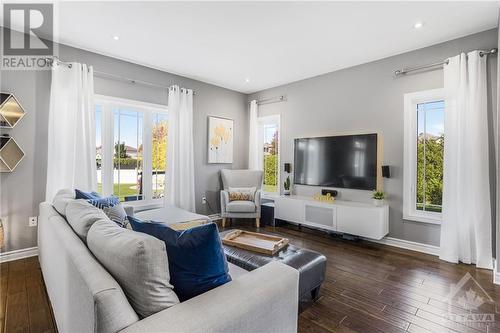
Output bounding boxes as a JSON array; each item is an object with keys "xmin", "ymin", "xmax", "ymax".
[
  {"xmin": 119, "ymin": 262, "xmax": 299, "ymax": 333},
  {"xmin": 123, "ymin": 205, "xmax": 134, "ymax": 217},
  {"xmin": 220, "ymin": 190, "xmax": 229, "ymax": 214},
  {"xmin": 255, "ymin": 189, "xmax": 262, "ymax": 215}
]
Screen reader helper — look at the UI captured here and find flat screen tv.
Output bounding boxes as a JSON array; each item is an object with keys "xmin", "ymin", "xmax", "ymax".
[{"xmin": 294, "ymin": 133, "xmax": 378, "ymax": 190}]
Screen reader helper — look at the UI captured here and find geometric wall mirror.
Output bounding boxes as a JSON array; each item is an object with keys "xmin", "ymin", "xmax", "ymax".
[
  {"xmin": 1, "ymin": 93, "xmax": 26, "ymax": 128},
  {"xmin": 0, "ymin": 136, "xmax": 25, "ymax": 172}
]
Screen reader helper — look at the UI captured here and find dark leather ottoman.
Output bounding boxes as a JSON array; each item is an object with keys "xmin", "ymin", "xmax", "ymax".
[{"xmin": 220, "ymin": 230, "xmax": 327, "ymax": 301}]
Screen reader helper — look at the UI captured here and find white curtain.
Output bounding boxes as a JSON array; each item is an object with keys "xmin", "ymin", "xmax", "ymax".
[
  {"xmin": 248, "ymin": 100, "xmax": 260, "ymax": 170},
  {"xmin": 440, "ymin": 51, "xmax": 492, "ymax": 269},
  {"xmin": 45, "ymin": 62, "xmax": 96, "ymax": 201},
  {"xmin": 166, "ymin": 85, "xmax": 195, "ymax": 212}
]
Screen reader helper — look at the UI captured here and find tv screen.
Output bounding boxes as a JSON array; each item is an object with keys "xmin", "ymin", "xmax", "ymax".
[{"xmin": 294, "ymin": 133, "xmax": 377, "ymax": 190}]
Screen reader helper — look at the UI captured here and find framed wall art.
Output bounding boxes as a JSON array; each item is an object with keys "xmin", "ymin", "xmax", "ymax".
[{"xmin": 208, "ymin": 116, "xmax": 233, "ymax": 164}]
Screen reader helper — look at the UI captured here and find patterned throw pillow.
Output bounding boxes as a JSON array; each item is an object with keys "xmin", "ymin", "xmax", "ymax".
[
  {"xmin": 103, "ymin": 204, "xmax": 128, "ymax": 228},
  {"xmin": 87, "ymin": 195, "xmax": 120, "ymax": 209},
  {"xmin": 228, "ymin": 187, "xmax": 256, "ymax": 202}
]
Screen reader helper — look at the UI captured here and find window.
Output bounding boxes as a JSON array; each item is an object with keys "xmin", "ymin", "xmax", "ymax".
[
  {"xmin": 95, "ymin": 95, "xmax": 168, "ymax": 206},
  {"xmin": 152, "ymin": 113, "xmax": 168, "ymax": 199},
  {"xmin": 258, "ymin": 115, "xmax": 280, "ymax": 193},
  {"xmin": 403, "ymin": 89, "xmax": 444, "ymax": 224}
]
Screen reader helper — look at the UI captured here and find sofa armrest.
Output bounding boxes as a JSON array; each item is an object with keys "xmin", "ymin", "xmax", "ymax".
[
  {"xmin": 119, "ymin": 262, "xmax": 299, "ymax": 333},
  {"xmin": 220, "ymin": 190, "xmax": 229, "ymax": 214}
]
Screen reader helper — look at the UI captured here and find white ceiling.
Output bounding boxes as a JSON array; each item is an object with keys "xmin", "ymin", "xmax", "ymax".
[{"xmin": 14, "ymin": 2, "xmax": 500, "ymax": 93}]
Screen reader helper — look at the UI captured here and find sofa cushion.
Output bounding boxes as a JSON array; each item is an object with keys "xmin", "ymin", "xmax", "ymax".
[
  {"xmin": 87, "ymin": 219, "xmax": 179, "ymax": 318},
  {"xmin": 52, "ymin": 189, "xmax": 75, "ymax": 216},
  {"xmin": 226, "ymin": 200, "xmax": 256, "ymax": 213},
  {"xmin": 66, "ymin": 200, "xmax": 109, "ymax": 242},
  {"xmin": 128, "ymin": 217, "xmax": 231, "ymax": 302}
]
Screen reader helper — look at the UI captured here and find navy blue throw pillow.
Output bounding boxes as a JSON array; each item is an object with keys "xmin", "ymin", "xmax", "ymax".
[
  {"xmin": 75, "ymin": 189, "xmax": 101, "ymax": 200},
  {"xmin": 128, "ymin": 217, "xmax": 231, "ymax": 301}
]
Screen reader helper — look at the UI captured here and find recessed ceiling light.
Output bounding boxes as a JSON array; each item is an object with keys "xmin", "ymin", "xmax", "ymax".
[
  {"xmin": 113, "ymin": 35, "xmax": 120, "ymax": 40},
  {"xmin": 245, "ymin": 78, "xmax": 250, "ymax": 83},
  {"xmin": 414, "ymin": 22, "xmax": 424, "ymax": 29}
]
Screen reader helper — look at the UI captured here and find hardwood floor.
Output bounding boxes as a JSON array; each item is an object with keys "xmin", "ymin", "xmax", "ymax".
[
  {"xmin": 239, "ymin": 223, "xmax": 500, "ymax": 333},
  {"xmin": 0, "ymin": 256, "xmax": 56, "ymax": 333},
  {"xmin": 1, "ymin": 223, "xmax": 500, "ymax": 333}
]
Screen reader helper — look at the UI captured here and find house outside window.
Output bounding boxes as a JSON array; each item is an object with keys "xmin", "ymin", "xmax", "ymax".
[{"xmin": 403, "ymin": 89, "xmax": 444, "ymax": 224}]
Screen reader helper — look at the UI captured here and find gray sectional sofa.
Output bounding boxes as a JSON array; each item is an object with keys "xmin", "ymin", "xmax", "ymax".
[{"xmin": 38, "ymin": 190, "xmax": 299, "ymax": 333}]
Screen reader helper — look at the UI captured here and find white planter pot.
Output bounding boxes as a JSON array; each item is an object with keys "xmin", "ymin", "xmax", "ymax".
[
  {"xmin": 373, "ymin": 199, "xmax": 384, "ymax": 206},
  {"xmin": 283, "ymin": 189, "xmax": 291, "ymax": 196}
]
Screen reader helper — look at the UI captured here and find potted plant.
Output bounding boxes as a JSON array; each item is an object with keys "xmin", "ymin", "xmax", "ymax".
[
  {"xmin": 372, "ymin": 190, "xmax": 386, "ymax": 206},
  {"xmin": 284, "ymin": 176, "xmax": 291, "ymax": 195}
]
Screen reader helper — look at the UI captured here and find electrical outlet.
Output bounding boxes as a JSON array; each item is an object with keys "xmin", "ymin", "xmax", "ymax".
[
  {"xmin": 28, "ymin": 216, "xmax": 38, "ymax": 227},
  {"xmin": 201, "ymin": 196, "xmax": 207, "ymax": 205}
]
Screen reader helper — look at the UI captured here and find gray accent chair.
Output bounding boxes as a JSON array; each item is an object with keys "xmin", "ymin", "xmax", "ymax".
[{"xmin": 220, "ymin": 169, "xmax": 263, "ymax": 228}]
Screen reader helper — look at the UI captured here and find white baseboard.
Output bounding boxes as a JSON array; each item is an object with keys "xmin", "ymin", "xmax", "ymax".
[
  {"xmin": 366, "ymin": 237, "xmax": 440, "ymax": 256},
  {"xmin": 0, "ymin": 246, "xmax": 38, "ymax": 263}
]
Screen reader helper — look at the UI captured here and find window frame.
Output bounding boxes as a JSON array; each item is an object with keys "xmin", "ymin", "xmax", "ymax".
[
  {"xmin": 95, "ymin": 94, "xmax": 168, "ymax": 209},
  {"xmin": 257, "ymin": 114, "xmax": 281, "ymax": 195},
  {"xmin": 403, "ymin": 88, "xmax": 444, "ymax": 225}
]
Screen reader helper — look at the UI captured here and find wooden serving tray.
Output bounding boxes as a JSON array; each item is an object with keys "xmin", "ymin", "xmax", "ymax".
[
  {"xmin": 222, "ymin": 230, "xmax": 289, "ymax": 255},
  {"xmin": 169, "ymin": 219, "xmax": 209, "ymax": 231}
]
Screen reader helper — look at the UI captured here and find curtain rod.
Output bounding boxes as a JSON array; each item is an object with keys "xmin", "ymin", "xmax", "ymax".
[
  {"xmin": 394, "ymin": 48, "xmax": 497, "ymax": 76},
  {"xmin": 251, "ymin": 95, "xmax": 287, "ymax": 106},
  {"xmin": 47, "ymin": 56, "xmax": 197, "ymax": 94}
]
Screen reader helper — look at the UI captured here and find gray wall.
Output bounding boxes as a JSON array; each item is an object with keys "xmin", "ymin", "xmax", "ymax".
[
  {"xmin": 249, "ymin": 29, "xmax": 498, "ymax": 247},
  {"xmin": 1, "ymin": 28, "xmax": 498, "ymax": 252},
  {"xmin": 0, "ymin": 30, "xmax": 248, "ymax": 252}
]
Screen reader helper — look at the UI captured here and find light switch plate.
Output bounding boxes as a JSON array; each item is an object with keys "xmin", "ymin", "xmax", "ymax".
[{"xmin": 28, "ymin": 216, "xmax": 37, "ymax": 227}]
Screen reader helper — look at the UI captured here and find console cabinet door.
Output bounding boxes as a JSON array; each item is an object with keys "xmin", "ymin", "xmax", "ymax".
[
  {"xmin": 303, "ymin": 203, "xmax": 336, "ymax": 231},
  {"xmin": 336, "ymin": 205, "xmax": 388, "ymax": 240},
  {"xmin": 275, "ymin": 197, "xmax": 304, "ymax": 223}
]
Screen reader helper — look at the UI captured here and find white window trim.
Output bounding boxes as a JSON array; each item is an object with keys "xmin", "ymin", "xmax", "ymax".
[
  {"xmin": 95, "ymin": 94, "xmax": 167, "ymax": 209},
  {"xmin": 403, "ymin": 88, "xmax": 444, "ymax": 225},
  {"xmin": 257, "ymin": 114, "xmax": 281, "ymax": 195}
]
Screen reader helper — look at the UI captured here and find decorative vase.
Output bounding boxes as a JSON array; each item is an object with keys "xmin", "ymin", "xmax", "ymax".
[
  {"xmin": 373, "ymin": 199, "xmax": 384, "ymax": 207},
  {"xmin": 284, "ymin": 189, "xmax": 291, "ymax": 196}
]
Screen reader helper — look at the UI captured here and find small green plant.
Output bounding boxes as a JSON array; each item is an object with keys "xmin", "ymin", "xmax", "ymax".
[
  {"xmin": 372, "ymin": 190, "xmax": 385, "ymax": 200},
  {"xmin": 284, "ymin": 176, "xmax": 291, "ymax": 191}
]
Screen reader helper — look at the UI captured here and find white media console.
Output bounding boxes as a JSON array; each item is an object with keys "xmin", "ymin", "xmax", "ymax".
[{"xmin": 273, "ymin": 195, "xmax": 389, "ymax": 240}]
